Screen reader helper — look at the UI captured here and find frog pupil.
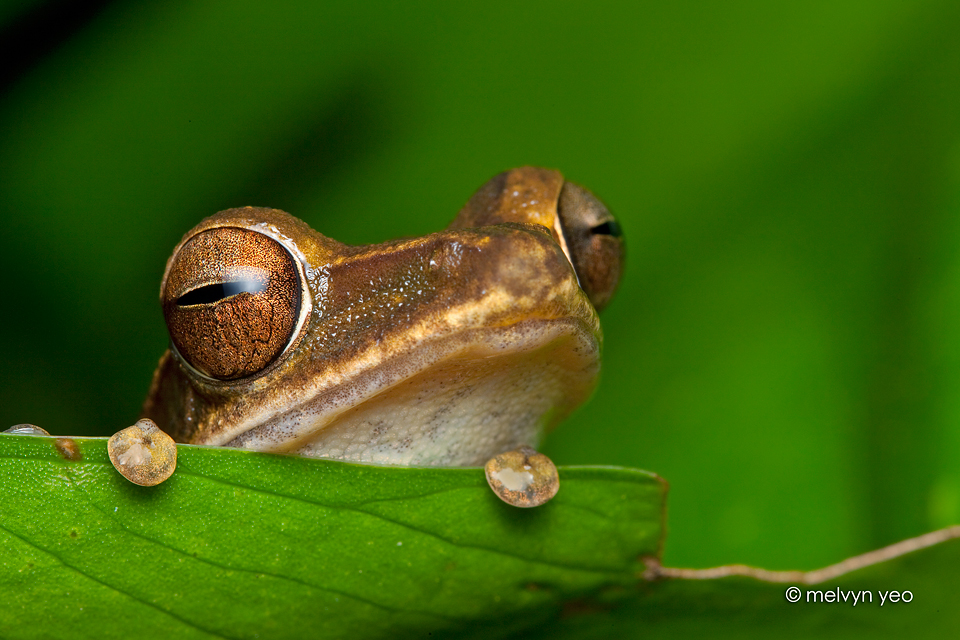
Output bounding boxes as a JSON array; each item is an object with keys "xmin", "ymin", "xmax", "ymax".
[
  {"xmin": 590, "ymin": 220, "xmax": 621, "ymax": 238},
  {"xmin": 176, "ymin": 280, "xmax": 266, "ymax": 306}
]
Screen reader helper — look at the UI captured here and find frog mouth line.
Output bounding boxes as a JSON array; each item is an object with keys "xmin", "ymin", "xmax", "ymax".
[{"xmin": 218, "ymin": 317, "xmax": 600, "ymax": 466}]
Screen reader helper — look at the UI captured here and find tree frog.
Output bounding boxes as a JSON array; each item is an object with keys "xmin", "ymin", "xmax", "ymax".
[{"xmin": 140, "ymin": 167, "xmax": 623, "ymax": 501}]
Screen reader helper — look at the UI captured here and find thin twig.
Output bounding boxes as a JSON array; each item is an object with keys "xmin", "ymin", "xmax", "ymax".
[{"xmin": 644, "ymin": 524, "xmax": 960, "ymax": 584}]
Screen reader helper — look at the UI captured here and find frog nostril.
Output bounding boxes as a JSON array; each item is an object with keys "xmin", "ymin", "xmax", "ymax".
[{"xmin": 176, "ymin": 280, "xmax": 267, "ymax": 307}]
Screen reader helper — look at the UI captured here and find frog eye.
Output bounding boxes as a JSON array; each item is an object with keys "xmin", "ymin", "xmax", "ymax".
[
  {"xmin": 556, "ymin": 182, "xmax": 624, "ymax": 312},
  {"xmin": 161, "ymin": 227, "xmax": 305, "ymax": 380}
]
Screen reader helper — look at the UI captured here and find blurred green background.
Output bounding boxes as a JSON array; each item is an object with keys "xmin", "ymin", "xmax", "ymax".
[{"xmin": 1, "ymin": 0, "xmax": 958, "ymax": 575}]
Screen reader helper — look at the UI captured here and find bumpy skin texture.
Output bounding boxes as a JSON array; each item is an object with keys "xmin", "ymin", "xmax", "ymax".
[{"xmin": 141, "ymin": 168, "xmax": 614, "ymax": 466}]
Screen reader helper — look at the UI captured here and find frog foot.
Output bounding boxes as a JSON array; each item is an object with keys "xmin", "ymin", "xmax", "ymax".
[
  {"xmin": 3, "ymin": 424, "xmax": 50, "ymax": 436},
  {"xmin": 484, "ymin": 445, "xmax": 559, "ymax": 508},
  {"xmin": 108, "ymin": 418, "xmax": 178, "ymax": 486}
]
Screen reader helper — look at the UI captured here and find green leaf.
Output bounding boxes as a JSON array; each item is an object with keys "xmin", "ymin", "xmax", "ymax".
[{"xmin": 0, "ymin": 434, "xmax": 664, "ymax": 639}]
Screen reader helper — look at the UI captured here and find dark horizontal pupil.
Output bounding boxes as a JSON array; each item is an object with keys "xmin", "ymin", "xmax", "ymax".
[
  {"xmin": 591, "ymin": 220, "xmax": 621, "ymax": 238},
  {"xmin": 176, "ymin": 280, "xmax": 266, "ymax": 306}
]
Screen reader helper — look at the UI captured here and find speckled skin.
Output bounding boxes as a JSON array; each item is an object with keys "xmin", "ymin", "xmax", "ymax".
[{"xmin": 141, "ymin": 167, "xmax": 612, "ymax": 466}]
